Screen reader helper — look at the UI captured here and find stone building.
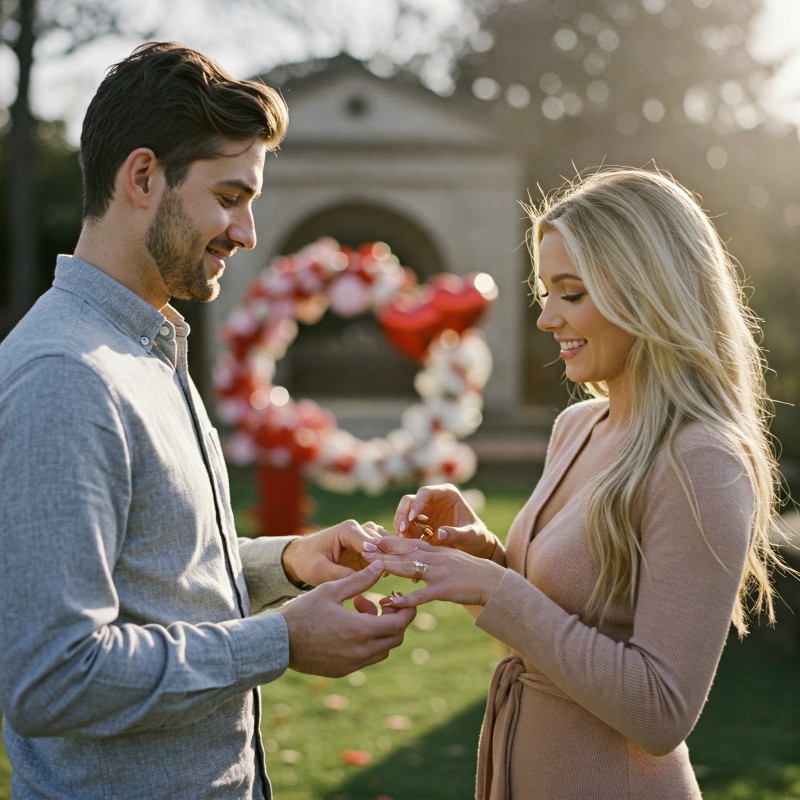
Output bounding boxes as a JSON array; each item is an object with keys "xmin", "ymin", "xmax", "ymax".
[{"xmin": 206, "ymin": 55, "xmax": 553, "ymax": 467}]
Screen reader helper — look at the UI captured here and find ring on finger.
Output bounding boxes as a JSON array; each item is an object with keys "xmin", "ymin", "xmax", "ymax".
[{"xmin": 411, "ymin": 560, "xmax": 429, "ymax": 583}]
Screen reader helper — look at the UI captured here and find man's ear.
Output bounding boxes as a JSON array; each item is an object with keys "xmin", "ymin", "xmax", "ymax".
[{"xmin": 120, "ymin": 148, "xmax": 164, "ymax": 209}]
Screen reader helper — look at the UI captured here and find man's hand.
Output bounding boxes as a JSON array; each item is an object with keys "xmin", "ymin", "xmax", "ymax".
[
  {"xmin": 282, "ymin": 519, "xmax": 381, "ymax": 588},
  {"xmin": 279, "ymin": 562, "xmax": 416, "ymax": 677}
]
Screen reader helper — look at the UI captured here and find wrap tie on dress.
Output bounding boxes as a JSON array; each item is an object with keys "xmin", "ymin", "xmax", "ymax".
[{"xmin": 476, "ymin": 655, "xmax": 571, "ymax": 800}]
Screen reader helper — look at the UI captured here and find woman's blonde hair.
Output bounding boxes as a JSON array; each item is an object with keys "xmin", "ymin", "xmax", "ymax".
[{"xmin": 526, "ymin": 166, "xmax": 784, "ymax": 635}]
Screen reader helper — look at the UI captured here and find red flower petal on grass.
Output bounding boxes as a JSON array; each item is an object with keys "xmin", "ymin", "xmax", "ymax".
[{"xmin": 340, "ymin": 749, "xmax": 373, "ymax": 766}]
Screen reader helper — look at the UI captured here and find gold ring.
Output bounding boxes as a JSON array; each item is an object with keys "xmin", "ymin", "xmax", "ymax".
[
  {"xmin": 415, "ymin": 515, "xmax": 435, "ymax": 540},
  {"xmin": 411, "ymin": 560, "xmax": 429, "ymax": 583}
]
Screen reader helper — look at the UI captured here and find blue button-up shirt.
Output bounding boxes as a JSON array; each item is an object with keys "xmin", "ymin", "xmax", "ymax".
[{"xmin": 0, "ymin": 256, "xmax": 303, "ymax": 799}]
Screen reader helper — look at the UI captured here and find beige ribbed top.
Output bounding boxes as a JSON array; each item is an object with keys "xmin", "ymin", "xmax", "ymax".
[{"xmin": 475, "ymin": 399, "xmax": 754, "ymax": 799}]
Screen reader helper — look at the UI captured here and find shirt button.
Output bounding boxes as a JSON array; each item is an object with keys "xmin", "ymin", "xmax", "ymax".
[
  {"xmin": 159, "ymin": 326, "xmax": 171, "ymax": 337},
  {"xmin": 140, "ymin": 336, "xmax": 150, "ymax": 346}
]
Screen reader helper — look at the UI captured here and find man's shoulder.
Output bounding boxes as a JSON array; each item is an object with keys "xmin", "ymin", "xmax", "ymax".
[{"xmin": 0, "ymin": 288, "xmax": 132, "ymax": 384}]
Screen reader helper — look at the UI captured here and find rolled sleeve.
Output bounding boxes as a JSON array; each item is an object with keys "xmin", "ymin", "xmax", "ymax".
[{"xmin": 239, "ymin": 536, "xmax": 305, "ymax": 612}]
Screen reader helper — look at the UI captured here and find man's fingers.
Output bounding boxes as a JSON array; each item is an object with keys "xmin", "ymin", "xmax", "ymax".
[{"xmin": 353, "ymin": 593, "xmax": 379, "ymax": 615}]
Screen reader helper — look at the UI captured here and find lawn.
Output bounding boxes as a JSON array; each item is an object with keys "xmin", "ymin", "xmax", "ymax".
[{"xmin": 1, "ymin": 471, "xmax": 798, "ymax": 799}]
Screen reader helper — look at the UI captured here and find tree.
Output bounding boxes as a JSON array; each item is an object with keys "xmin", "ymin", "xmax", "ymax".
[
  {"xmin": 0, "ymin": 0, "xmax": 162, "ymax": 336},
  {"xmin": 0, "ymin": 0, "xmax": 492, "ymax": 337},
  {"xmin": 444, "ymin": 0, "xmax": 800, "ymax": 472},
  {"xmin": 2, "ymin": 0, "xmax": 37, "ymax": 336}
]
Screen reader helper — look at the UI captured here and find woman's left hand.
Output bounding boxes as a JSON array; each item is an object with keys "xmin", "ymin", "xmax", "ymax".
[{"xmin": 362, "ymin": 534, "xmax": 506, "ymax": 609}]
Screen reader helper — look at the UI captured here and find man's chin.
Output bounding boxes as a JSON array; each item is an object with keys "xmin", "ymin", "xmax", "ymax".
[{"xmin": 170, "ymin": 281, "xmax": 219, "ymax": 304}]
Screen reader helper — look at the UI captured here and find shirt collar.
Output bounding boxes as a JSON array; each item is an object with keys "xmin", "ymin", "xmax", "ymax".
[{"xmin": 53, "ymin": 255, "xmax": 189, "ymax": 349}]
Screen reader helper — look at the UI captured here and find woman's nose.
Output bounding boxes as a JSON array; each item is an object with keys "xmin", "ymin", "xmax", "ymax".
[{"xmin": 537, "ymin": 300, "xmax": 562, "ymax": 332}]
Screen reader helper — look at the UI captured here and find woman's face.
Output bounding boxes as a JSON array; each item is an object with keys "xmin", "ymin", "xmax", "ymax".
[{"xmin": 536, "ymin": 229, "xmax": 635, "ymax": 392}]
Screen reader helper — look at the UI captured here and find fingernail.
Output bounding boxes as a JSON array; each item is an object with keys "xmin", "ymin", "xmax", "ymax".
[
  {"xmin": 363, "ymin": 542, "xmax": 378, "ymax": 552},
  {"xmin": 408, "ymin": 509, "xmax": 417, "ymax": 521},
  {"xmin": 391, "ymin": 591, "xmax": 404, "ymax": 604},
  {"xmin": 363, "ymin": 550, "xmax": 376, "ymax": 560},
  {"xmin": 437, "ymin": 528, "xmax": 448, "ymax": 541},
  {"xmin": 398, "ymin": 520, "xmax": 407, "ymax": 532}
]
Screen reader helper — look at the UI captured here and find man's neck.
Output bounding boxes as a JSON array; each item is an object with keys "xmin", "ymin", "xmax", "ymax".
[{"xmin": 74, "ymin": 217, "xmax": 168, "ymax": 311}]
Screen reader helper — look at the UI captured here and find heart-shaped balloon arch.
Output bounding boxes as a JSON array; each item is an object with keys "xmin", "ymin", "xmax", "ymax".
[{"xmin": 214, "ymin": 237, "xmax": 497, "ymax": 536}]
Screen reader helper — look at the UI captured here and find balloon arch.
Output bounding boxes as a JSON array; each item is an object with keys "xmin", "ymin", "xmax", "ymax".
[{"xmin": 214, "ymin": 237, "xmax": 497, "ymax": 536}]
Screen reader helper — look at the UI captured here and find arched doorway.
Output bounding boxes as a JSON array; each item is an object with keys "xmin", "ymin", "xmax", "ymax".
[{"xmin": 275, "ymin": 202, "xmax": 446, "ymax": 399}]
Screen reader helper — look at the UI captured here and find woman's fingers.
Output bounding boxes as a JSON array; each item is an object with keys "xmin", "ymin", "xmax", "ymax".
[
  {"xmin": 436, "ymin": 524, "xmax": 499, "ymax": 559},
  {"xmin": 383, "ymin": 587, "xmax": 433, "ymax": 609},
  {"xmin": 367, "ymin": 552, "xmax": 433, "ymax": 584},
  {"xmin": 365, "ymin": 534, "xmax": 434, "ymax": 557},
  {"xmin": 393, "ymin": 494, "xmax": 416, "ymax": 533},
  {"xmin": 363, "ymin": 520, "xmax": 390, "ymax": 537}
]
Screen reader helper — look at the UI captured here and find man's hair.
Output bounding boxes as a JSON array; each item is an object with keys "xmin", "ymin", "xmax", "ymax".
[{"xmin": 80, "ymin": 41, "xmax": 288, "ymax": 220}]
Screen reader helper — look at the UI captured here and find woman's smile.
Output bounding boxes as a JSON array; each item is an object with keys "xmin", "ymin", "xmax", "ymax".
[{"xmin": 536, "ymin": 230, "xmax": 635, "ymax": 389}]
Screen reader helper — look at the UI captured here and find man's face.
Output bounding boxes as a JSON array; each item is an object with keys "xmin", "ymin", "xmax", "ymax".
[{"xmin": 145, "ymin": 139, "xmax": 266, "ymax": 303}]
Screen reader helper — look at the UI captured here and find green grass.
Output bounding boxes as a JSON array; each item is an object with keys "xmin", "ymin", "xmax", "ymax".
[{"xmin": 1, "ymin": 472, "xmax": 798, "ymax": 799}]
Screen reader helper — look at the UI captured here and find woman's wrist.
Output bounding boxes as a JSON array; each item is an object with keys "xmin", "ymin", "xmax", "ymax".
[
  {"xmin": 472, "ymin": 558, "xmax": 506, "ymax": 606},
  {"xmin": 490, "ymin": 539, "xmax": 507, "ymax": 567}
]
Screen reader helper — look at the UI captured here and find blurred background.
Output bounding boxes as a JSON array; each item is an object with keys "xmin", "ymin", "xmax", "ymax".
[
  {"xmin": 2, "ymin": 4, "xmax": 800, "ymax": 798},
  {"xmin": 2, "ymin": 0, "xmax": 800, "ymax": 492}
]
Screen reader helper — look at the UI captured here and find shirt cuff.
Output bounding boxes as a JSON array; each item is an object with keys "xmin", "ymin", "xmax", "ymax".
[
  {"xmin": 229, "ymin": 610, "xmax": 291, "ymax": 686},
  {"xmin": 238, "ymin": 536, "xmax": 305, "ymax": 613}
]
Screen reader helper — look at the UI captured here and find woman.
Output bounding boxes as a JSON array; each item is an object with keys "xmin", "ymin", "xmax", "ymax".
[{"xmin": 364, "ymin": 167, "xmax": 785, "ymax": 799}]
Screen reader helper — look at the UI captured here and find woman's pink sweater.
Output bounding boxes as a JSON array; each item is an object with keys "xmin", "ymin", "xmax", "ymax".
[{"xmin": 475, "ymin": 399, "xmax": 753, "ymax": 799}]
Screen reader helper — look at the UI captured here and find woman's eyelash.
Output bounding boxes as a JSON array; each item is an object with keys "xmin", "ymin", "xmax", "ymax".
[{"xmin": 539, "ymin": 290, "xmax": 585, "ymax": 302}]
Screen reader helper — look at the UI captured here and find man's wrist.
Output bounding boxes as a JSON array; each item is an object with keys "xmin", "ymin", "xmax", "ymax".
[{"xmin": 281, "ymin": 540, "xmax": 315, "ymax": 590}]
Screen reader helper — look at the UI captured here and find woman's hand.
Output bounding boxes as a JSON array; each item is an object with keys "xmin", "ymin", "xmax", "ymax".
[
  {"xmin": 282, "ymin": 519, "xmax": 382, "ymax": 588},
  {"xmin": 362, "ymin": 534, "xmax": 506, "ymax": 609},
  {"xmin": 394, "ymin": 483, "xmax": 501, "ymax": 560}
]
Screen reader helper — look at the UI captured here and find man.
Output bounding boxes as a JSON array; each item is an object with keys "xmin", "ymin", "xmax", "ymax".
[{"xmin": 0, "ymin": 42, "xmax": 415, "ymax": 799}]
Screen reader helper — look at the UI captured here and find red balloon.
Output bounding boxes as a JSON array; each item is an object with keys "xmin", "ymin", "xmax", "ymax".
[
  {"xmin": 430, "ymin": 273, "xmax": 492, "ymax": 334},
  {"xmin": 377, "ymin": 290, "xmax": 442, "ymax": 362}
]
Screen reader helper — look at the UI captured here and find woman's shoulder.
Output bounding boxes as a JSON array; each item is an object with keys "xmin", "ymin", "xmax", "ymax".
[
  {"xmin": 548, "ymin": 397, "xmax": 609, "ymax": 450},
  {"xmin": 651, "ymin": 419, "xmax": 750, "ymax": 489},
  {"xmin": 668, "ymin": 419, "xmax": 739, "ymax": 458},
  {"xmin": 553, "ymin": 397, "xmax": 608, "ymax": 432}
]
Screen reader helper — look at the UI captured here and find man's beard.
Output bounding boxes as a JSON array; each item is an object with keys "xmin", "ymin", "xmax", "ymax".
[{"xmin": 146, "ymin": 189, "xmax": 217, "ymax": 303}]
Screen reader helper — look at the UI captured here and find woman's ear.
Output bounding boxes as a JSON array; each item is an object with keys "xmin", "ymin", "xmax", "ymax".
[{"xmin": 120, "ymin": 148, "xmax": 164, "ymax": 209}]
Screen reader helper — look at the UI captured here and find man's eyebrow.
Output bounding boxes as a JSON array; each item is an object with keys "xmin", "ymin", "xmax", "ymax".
[{"xmin": 217, "ymin": 179, "xmax": 261, "ymax": 199}]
